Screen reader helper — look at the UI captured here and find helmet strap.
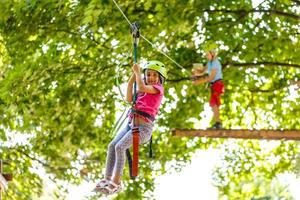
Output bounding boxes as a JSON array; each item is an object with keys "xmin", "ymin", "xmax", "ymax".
[{"xmin": 159, "ymin": 75, "xmax": 164, "ymax": 84}]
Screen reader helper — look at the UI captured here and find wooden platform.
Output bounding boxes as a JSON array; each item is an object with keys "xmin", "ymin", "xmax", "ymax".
[{"xmin": 172, "ymin": 129, "xmax": 300, "ymax": 140}]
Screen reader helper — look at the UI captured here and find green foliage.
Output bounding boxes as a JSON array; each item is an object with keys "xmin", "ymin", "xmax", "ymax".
[
  {"xmin": 0, "ymin": 0, "xmax": 299, "ymax": 199},
  {"xmin": 213, "ymin": 140, "xmax": 298, "ymax": 199}
]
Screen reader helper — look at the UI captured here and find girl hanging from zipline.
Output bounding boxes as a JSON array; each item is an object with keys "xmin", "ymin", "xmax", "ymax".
[
  {"xmin": 94, "ymin": 61, "xmax": 167, "ymax": 195},
  {"xmin": 192, "ymin": 41, "xmax": 225, "ymax": 129}
]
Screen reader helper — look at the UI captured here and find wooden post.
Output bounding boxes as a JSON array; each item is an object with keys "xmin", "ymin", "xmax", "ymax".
[
  {"xmin": 172, "ymin": 129, "xmax": 300, "ymax": 140},
  {"xmin": 0, "ymin": 160, "xmax": 12, "ymax": 200}
]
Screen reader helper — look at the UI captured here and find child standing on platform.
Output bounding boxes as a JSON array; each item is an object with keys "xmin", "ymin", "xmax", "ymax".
[{"xmin": 192, "ymin": 42, "xmax": 225, "ymax": 129}]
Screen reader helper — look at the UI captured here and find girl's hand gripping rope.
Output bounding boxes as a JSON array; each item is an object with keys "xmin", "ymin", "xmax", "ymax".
[{"xmin": 132, "ymin": 63, "xmax": 141, "ymax": 75}]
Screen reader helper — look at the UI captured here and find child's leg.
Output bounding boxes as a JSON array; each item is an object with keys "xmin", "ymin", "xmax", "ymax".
[
  {"xmin": 112, "ymin": 123, "xmax": 153, "ymax": 184},
  {"xmin": 211, "ymin": 105, "xmax": 220, "ymax": 122},
  {"xmin": 210, "ymin": 81, "xmax": 224, "ymax": 124},
  {"xmin": 104, "ymin": 124, "xmax": 131, "ymax": 179}
]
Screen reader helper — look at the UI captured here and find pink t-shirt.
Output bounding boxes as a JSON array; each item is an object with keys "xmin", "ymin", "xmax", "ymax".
[{"xmin": 133, "ymin": 84, "xmax": 164, "ymax": 120}]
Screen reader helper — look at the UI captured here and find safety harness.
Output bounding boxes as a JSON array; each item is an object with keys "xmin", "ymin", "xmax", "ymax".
[
  {"xmin": 126, "ymin": 108, "xmax": 155, "ymax": 178},
  {"xmin": 130, "ymin": 108, "xmax": 155, "ymax": 122}
]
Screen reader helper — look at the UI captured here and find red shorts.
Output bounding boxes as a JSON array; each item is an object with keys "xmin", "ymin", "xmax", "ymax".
[{"xmin": 209, "ymin": 80, "xmax": 224, "ymax": 107}]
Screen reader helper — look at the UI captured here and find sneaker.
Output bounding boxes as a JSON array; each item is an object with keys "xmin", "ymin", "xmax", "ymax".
[{"xmin": 210, "ymin": 122, "xmax": 222, "ymax": 129}]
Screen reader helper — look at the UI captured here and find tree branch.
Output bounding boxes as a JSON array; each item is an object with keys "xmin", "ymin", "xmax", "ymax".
[
  {"xmin": 168, "ymin": 77, "xmax": 191, "ymax": 83},
  {"xmin": 260, "ymin": 9, "xmax": 300, "ymax": 20},
  {"xmin": 168, "ymin": 75, "xmax": 208, "ymax": 83},
  {"xmin": 168, "ymin": 61, "xmax": 300, "ymax": 83},
  {"xmin": 207, "ymin": 0, "xmax": 268, "ymax": 27},
  {"xmin": 291, "ymin": 0, "xmax": 300, "ymax": 6},
  {"xmin": 204, "ymin": 9, "xmax": 300, "ymax": 20},
  {"xmin": 226, "ymin": 62, "xmax": 300, "ymax": 68},
  {"xmin": 14, "ymin": 148, "xmax": 75, "ymax": 172}
]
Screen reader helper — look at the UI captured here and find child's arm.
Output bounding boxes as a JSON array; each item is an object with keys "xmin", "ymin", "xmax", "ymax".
[
  {"xmin": 191, "ymin": 66, "xmax": 208, "ymax": 80},
  {"xmin": 193, "ymin": 68, "xmax": 217, "ymax": 85},
  {"xmin": 192, "ymin": 65, "xmax": 207, "ymax": 76},
  {"xmin": 125, "ymin": 74, "xmax": 135, "ymax": 103},
  {"xmin": 132, "ymin": 63, "xmax": 160, "ymax": 94}
]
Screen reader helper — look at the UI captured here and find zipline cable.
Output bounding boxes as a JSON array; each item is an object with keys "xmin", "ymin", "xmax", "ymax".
[
  {"xmin": 139, "ymin": 35, "xmax": 186, "ymax": 71},
  {"xmin": 111, "ymin": 0, "xmax": 187, "ymax": 72},
  {"xmin": 111, "ymin": 0, "xmax": 132, "ymax": 26}
]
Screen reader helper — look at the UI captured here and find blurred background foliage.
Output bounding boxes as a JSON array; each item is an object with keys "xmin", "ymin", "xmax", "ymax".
[{"xmin": 0, "ymin": 0, "xmax": 299, "ymax": 199}]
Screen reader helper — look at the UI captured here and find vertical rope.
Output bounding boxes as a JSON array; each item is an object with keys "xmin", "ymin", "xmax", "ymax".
[
  {"xmin": 133, "ymin": 42, "xmax": 138, "ymax": 102},
  {"xmin": 131, "ymin": 22, "xmax": 140, "ymax": 179}
]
